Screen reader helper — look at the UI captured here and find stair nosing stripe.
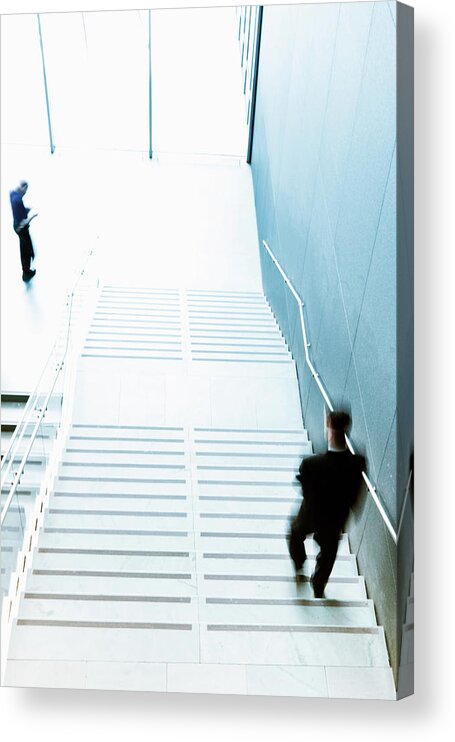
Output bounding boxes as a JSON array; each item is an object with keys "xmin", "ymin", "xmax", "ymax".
[
  {"xmin": 53, "ymin": 493, "xmax": 187, "ymax": 500},
  {"xmin": 49, "ymin": 509, "xmax": 187, "ymax": 517},
  {"xmin": 191, "ymin": 359, "xmax": 292, "ymax": 364},
  {"xmin": 198, "ymin": 496, "xmax": 298, "ymax": 503},
  {"xmin": 17, "ymin": 619, "xmax": 192, "ymax": 630},
  {"xmin": 69, "ymin": 437, "xmax": 185, "ymax": 443},
  {"xmin": 72, "ymin": 424, "xmax": 184, "ymax": 431},
  {"xmin": 61, "ymin": 462, "xmax": 185, "ymax": 469},
  {"xmin": 199, "ymin": 532, "xmax": 347, "ymax": 541},
  {"xmin": 205, "ymin": 598, "xmax": 369, "ymax": 607},
  {"xmin": 37, "ymin": 549, "xmax": 190, "ymax": 556},
  {"xmin": 197, "ymin": 481, "xmax": 295, "ymax": 487},
  {"xmin": 58, "ymin": 477, "xmax": 186, "ymax": 483},
  {"xmin": 203, "ymin": 575, "xmax": 360, "ymax": 583},
  {"xmin": 82, "ymin": 355, "xmax": 183, "ymax": 360},
  {"xmin": 32, "ymin": 570, "xmax": 192, "ymax": 579},
  {"xmin": 65, "ymin": 449, "xmax": 185, "ymax": 455},
  {"xmin": 206, "ymin": 625, "xmax": 379, "ymax": 634},
  {"xmin": 24, "ymin": 593, "xmax": 192, "ymax": 603},
  {"xmin": 194, "ymin": 439, "xmax": 305, "ymax": 445},
  {"xmin": 44, "ymin": 528, "xmax": 189, "ymax": 536}
]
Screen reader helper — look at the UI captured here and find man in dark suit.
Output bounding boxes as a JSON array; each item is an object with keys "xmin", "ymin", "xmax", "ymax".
[
  {"xmin": 287, "ymin": 410, "xmax": 365, "ymax": 598},
  {"xmin": 10, "ymin": 180, "xmax": 38, "ymax": 282}
]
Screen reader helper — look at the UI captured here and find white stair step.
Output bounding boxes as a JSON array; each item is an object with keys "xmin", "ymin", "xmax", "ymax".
[
  {"xmin": 190, "ymin": 351, "xmax": 292, "ymax": 362},
  {"xmin": 198, "ymin": 554, "xmax": 358, "ymax": 578},
  {"xmin": 190, "ymin": 338, "xmax": 286, "ymax": 349},
  {"xmin": 38, "ymin": 530, "xmax": 194, "ymax": 552},
  {"xmin": 194, "ymin": 497, "xmax": 300, "ymax": 516},
  {"xmin": 86, "ymin": 331, "xmax": 182, "ymax": 340},
  {"xmin": 195, "ymin": 469, "xmax": 297, "ymax": 485},
  {"xmin": 200, "ymin": 597, "xmax": 376, "ymax": 628},
  {"xmin": 25, "ymin": 567, "xmax": 364, "ymax": 602},
  {"xmin": 199, "ymin": 574, "xmax": 366, "ymax": 600},
  {"xmin": 17, "ymin": 593, "xmax": 376, "ymax": 629},
  {"xmin": 195, "ymin": 482, "xmax": 301, "ymax": 497},
  {"xmin": 193, "ymin": 427, "xmax": 308, "ymax": 442},
  {"xmin": 189, "ymin": 316, "xmax": 278, "ymax": 328},
  {"xmin": 30, "ymin": 550, "xmax": 356, "ymax": 579},
  {"xmin": 193, "ymin": 514, "xmax": 291, "ymax": 534},
  {"xmin": 93, "ymin": 306, "xmax": 181, "ymax": 316},
  {"xmin": 18, "ymin": 595, "xmax": 197, "ymax": 624},
  {"xmin": 26, "ymin": 572, "xmax": 197, "ymax": 598},
  {"xmin": 62, "ymin": 451, "xmax": 187, "ymax": 467},
  {"xmin": 5, "ymin": 469, "xmax": 43, "ymax": 486},
  {"xmin": 49, "ymin": 493, "xmax": 189, "ymax": 513},
  {"xmin": 8, "ymin": 623, "xmax": 200, "ymax": 663},
  {"xmin": 69, "ymin": 425, "xmax": 185, "ymax": 442},
  {"xmin": 81, "ymin": 350, "xmax": 184, "ymax": 361},
  {"xmin": 194, "ymin": 533, "xmax": 351, "ymax": 556},
  {"xmin": 65, "ymin": 437, "xmax": 187, "ymax": 453},
  {"xmin": 190, "ymin": 361, "xmax": 296, "ymax": 378},
  {"xmin": 200, "ymin": 624, "xmax": 389, "ymax": 668},
  {"xmin": 45, "ymin": 511, "xmax": 191, "ymax": 532},
  {"xmin": 33, "ymin": 550, "xmax": 195, "ymax": 573},
  {"xmin": 54, "ymin": 478, "xmax": 189, "ymax": 495},
  {"xmin": 58, "ymin": 463, "xmax": 188, "ymax": 480},
  {"xmin": 194, "ymin": 441, "xmax": 313, "ymax": 462},
  {"xmin": 48, "ymin": 495, "xmax": 298, "ymax": 520},
  {"xmin": 96, "ymin": 300, "xmax": 180, "ymax": 309},
  {"xmin": 5, "ymin": 454, "xmax": 47, "ymax": 469},
  {"xmin": 194, "ymin": 452, "xmax": 305, "ymax": 466}
]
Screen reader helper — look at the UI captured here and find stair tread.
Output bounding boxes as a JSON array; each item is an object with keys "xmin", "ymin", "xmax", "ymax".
[{"xmin": 9, "ymin": 621, "xmax": 389, "ymax": 667}]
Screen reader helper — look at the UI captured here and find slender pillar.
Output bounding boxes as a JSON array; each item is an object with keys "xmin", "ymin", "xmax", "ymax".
[
  {"xmin": 246, "ymin": 6, "xmax": 263, "ymax": 164},
  {"xmin": 148, "ymin": 9, "xmax": 153, "ymax": 159},
  {"xmin": 37, "ymin": 14, "xmax": 55, "ymax": 154}
]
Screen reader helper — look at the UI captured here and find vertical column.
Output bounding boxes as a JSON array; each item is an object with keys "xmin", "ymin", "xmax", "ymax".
[
  {"xmin": 37, "ymin": 14, "xmax": 55, "ymax": 154},
  {"xmin": 246, "ymin": 6, "xmax": 263, "ymax": 164},
  {"xmin": 148, "ymin": 9, "xmax": 153, "ymax": 159}
]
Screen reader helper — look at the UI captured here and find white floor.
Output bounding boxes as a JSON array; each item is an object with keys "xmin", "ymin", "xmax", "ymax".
[{"xmin": 1, "ymin": 146, "xmax": 259, "ymax": 391}]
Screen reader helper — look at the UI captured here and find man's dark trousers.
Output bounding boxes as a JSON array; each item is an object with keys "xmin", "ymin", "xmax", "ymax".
[
  {"xmin": 16, "ymin": 227, "xmax": 34, "ymax": 275},
  {"xmin": 288, "ymin": 508, "xmax": 339, "ymax": 594}
]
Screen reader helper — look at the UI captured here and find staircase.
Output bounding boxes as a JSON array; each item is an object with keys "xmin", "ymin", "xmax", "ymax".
[{"xmin": 3, "ymin": 287, "xmax": 395, "ymax": 699}]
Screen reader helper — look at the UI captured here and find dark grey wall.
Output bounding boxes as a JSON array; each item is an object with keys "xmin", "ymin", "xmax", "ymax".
[{"xmin": 250, "ymin": 1, "xmax": 413, "ymax": 682}]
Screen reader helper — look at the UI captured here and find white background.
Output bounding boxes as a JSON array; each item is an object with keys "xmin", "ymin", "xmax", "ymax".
[{"xmin": 0, "ymin": 0, "xmax": 454, "ymax": 740}]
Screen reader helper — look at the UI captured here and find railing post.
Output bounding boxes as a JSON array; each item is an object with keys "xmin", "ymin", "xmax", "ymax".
[{"xmin": 148, "ymin": 9, "xmax": 153, "ymax": 160}]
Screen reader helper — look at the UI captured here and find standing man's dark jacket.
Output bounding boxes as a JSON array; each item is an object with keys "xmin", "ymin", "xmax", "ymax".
[
  {"xmin": 296, "ymin": 450, "xmax": 366, "ymax": 534},
  {"xmin": 10, "ymin": 189, "xmax": 30, "ymax": 232}
]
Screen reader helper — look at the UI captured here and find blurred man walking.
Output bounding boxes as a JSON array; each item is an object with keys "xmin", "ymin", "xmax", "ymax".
[{"xmin": 288, "ymin": 411, "xmax": 365, "ymax": 598}]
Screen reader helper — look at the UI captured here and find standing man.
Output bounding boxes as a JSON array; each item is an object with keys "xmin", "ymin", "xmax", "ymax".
[
  {"xmin": 10, "ymin": 180, "xmax": 38, "ymax": 282},
  {"xmin": 288, "ymin": 410, "xmax": 366, "ymax": 598}
]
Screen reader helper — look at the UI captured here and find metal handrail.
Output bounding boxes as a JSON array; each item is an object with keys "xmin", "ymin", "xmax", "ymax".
[
  {"xmin": 1, "ymin": 248, "xmax": 94, "ymax": 521},
  {"xmin": 1, "ymin": 364, "xmax": 62, "ymax": 526},
  {"xmin": 262, "ymin": 239, "xmax": 399, "ymax": 544},
  {"xmin": 1, "ymin": 247, "xmax": 94, "ymax": 484}
]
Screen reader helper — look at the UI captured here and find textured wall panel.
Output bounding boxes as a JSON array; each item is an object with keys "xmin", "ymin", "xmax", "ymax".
[{"xmin": 251, "ymin": 2, "xmax": 413, "ymax": 682}]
